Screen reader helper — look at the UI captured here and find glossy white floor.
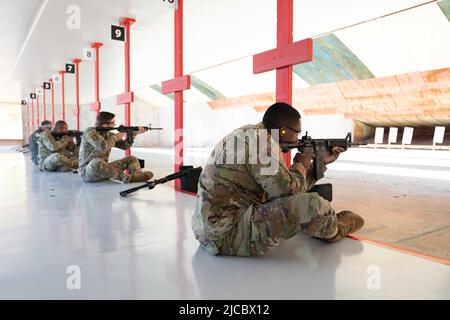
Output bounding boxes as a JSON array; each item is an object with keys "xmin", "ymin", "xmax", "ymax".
[{"xmin": 0, "ymin": 148, "xmax": 449, "ymax": 299}]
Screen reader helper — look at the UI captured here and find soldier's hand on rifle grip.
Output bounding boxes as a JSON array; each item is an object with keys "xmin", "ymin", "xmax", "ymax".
[
  {"xmin": 116, "ymin": 132, "xmax": 126, "ymax": 140},
  {"xmin": 323, "ymin": 147, "xmax": 346, "ymax": 165},
  {"xmin": 293, "ymin": 152, "xmax": 313, "ymax": 171},
  {"xmin": 136, "ymin": 127, "xmax": 146, "ymax": 135}
]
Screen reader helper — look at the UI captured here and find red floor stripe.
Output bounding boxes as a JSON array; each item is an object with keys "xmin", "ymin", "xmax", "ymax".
[{"xmin": 347, "ymin": 234, "xmax": 450, "ymax": 266}]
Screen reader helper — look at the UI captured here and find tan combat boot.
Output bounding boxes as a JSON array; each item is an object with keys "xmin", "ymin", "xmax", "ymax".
[
  {"xmin": 130, "ymin": 171, "xmax": 154, "ymax": 183},
  {"xmin": 323, "ymin": 210, "xmax": 364, "ymax": 243}
]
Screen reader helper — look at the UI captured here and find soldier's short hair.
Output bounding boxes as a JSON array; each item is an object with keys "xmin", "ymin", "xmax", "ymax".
[
  {"xmin": 54, "ymin": 120, "xmax": 67, "ymax": 129},
  {"xmin": 40, "ymin": 120, "xmax": 52, "ymax": 127},
  {"xmin": 262, "ymin": 102, "xmax": 301, "ymax": 130},
  {"xmin": 96, "ymin": 111, "xmax": 115, "ymax": 126}
]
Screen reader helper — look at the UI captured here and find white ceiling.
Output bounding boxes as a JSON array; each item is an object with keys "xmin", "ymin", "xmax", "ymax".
[{"xmin": 0, "ymin": 0, "xmax": 448, "ymax": 105}]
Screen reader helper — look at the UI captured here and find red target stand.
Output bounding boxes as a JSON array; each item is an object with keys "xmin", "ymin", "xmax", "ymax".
[
  {"xmin": 25, "ymin": 99, "xmax": 30, "ymax": 142},
  {"xmin": 252, "ymin": 0, "xmax": 313, "ymax": 166},
  {"xmin": 90, "ymin": 42, "xmax": 103, "ymax": 116},
  {"xmin": 161, "ymin": 0, "xmax": 190, "ymax": 192},
  {"xmin": 36, "ymin": 89, "xmax": 40, "ymax": 129},
  {"xmin": 64, "ymin": 61, "xmax": 78, "ymax": 130},
  {"xmin": 113, "ymin": 17, "xmax": 135, "ymax": 157},
  {"xmin": 49, "ymin": 78, "xmax": 55, "ymax": 124},
  {"xmin": 72, "ymin": 59, "xmax": 82, "ymax": 130},
  {"xmin": 59, "ymin": 70, "xmax": 66, "ymax": 121},
  {"xmin": 30, "ymin": 93, "xmax": 36, "ymax": 131},
  {"xmin": 42, "ymin": 83, "xmax": 47, "ymax": 121}
]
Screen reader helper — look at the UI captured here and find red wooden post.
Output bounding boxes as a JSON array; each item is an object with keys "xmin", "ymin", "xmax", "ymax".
[
  {"xmin": 42, "ymin": 84, "xmax": 46, "ymax": 121},
  {"xmin": 90, "ymin": 42, "xmax": 103, "ymax": 115},
  {"xmin": 174, "ymin": 1, "xmax": 184, "ymax": 191},
  {"xmin": 253, "ymin": 0, "xmax": 313, "ymax": 166},
  {"xmin": 36, "ymin": 94, "xmax": 40, "ymax": 128},
  {"xmin": 49, "ymin": 78, "xmax": 55, "ymax": 124},
  {"xmin": 26, "ymin": 102, "xmax": 30, "ymax": 142},
  {"xmin": 73, "ymin": 59, "xmax": 82, "ymax": 130},
  {"xmin": 161, "ymin": 0, "xmax": 190, "ymax": 191},
  {"xmin": 119, "ymin": 17, "xmax": 136, "ymax": 157},
  {"xmin": 31, "ymin": 98, "xmax": 35, "ymax": 132},
  {"xmin": 59, "ymin": 70, "xmax": 66, "ymax": 120}
]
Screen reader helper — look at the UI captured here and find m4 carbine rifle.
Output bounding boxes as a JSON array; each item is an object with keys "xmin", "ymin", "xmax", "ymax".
[
  {"xmin": 96, "ymin": 124, "xmax": 163, "ymax": 144},
  {"xmin": 52, "ymin": 130, "xmax": 84, "ymax": 146},
  {"xmin": 119, "ymin": 167, "xmax": 202, "ymax": 197},
  {"xmin": 285, "ymin": 132, "xmax": 367, "ymax": 181}
]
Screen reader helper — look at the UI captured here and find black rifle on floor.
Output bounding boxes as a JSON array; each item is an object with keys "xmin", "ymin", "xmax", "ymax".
[
  {"xmin": 96, "ymin": 124, "xmax": 163, "ymax": 144},
  {"xmin": 284, "ymin": 132, "xmax": 367, "ymax": 181},
  {"xmin": 119, "ymin": 167, "xmax": 202, "ymax": 197},
  {"xmin": 12, "ymin": 144, "xmax": 30, "ymax": 153},
  {"xmin": 52, "ymin": 130, "xmax": 84, "ymax": 146}
]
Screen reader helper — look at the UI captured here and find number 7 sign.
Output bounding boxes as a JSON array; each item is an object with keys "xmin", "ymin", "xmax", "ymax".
[{"xmin": 65, "ymin": 63, "xmax": 75, "ymax": 74}]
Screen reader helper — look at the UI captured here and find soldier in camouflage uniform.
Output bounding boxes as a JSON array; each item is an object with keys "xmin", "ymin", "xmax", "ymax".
[
  {"xmin": 78, "ymin": 111, "xmax": 153, "ymax": 183},
  {"xmin": 192, "ymin": 102, "xmax": 364, "ymax": 256},
  {"xmin": 29, "ymin": 120, "xmax": 53, "ymax": 165},
  {"xmin": 36, "ymin": 120, "xmax": 79, "ymax": 172}
]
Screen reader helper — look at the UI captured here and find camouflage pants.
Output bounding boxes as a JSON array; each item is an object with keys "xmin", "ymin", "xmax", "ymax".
[
  {"xmin": 42, "ymin": 153, "xmax": 79, "ymax": 171},
  {"xmin": 217, "ymin": 192, "xmax": 337, "ymax": 256},
  {"xmin": 80, "ymin": 156, "xmax": 142, "ymax": 183}
]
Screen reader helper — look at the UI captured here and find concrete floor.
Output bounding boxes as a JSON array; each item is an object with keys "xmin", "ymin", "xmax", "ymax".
[
  {"xmin": 124, "ymin": 147, "xmax": 450, "ymax": 260},
  {"xmin": 0, "ymin": 147, "xmax": 449, "ymax": 299}
]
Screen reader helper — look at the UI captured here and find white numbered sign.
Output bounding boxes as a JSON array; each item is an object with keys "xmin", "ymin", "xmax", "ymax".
[
  {"xmin": 111, "ymin": 25, "xmax": 125, "ymax": 41},
  {"xmin": 36, "ymin": 88, "xmax": 43, "ymax": 96},
  {"xmin": 52, "ymin": 74, "xmax": 61, "ymax": 83},
  {"xmin": 43, "ymin": 82, "xmax": 51, "ymax": 90},
  {"xmin": 30, "ymin": 93, "xmax": 36, "ymax": 99},
  {"xmin": 83, "ymin": 48, "xmax": 95, "ymax": 60},
  {"xmin": 160, "ymin": 0, "xmax": 178, "ymax": 9}
]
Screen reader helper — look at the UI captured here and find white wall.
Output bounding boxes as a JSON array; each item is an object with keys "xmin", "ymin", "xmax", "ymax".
[
  {"xmin": 299, "ymin": 114, "xmax": 355, "ymax": 139},
  {"xmin": 74, "ymin": 93, "xmax": 354, "ymax": 148},
  {"xmin": 0, "ymin": 103, "xmax": 23, "ymax": 139}
]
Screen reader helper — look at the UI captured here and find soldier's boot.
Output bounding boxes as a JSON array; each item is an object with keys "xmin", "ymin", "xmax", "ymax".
[
  {"xmin": 130, "ymin": 171, "xmax": 154, "ymax": 183},
  {"xmin": 57, "ymin": 160, "xmax": 78, "ymax": 172},
  {"xmin": 56, "ymin": 166, "xmax": 72, "ymax": 172},
  {"xmin": 323, "ymin": 210, "xmax": 364, "ymax": 243}
]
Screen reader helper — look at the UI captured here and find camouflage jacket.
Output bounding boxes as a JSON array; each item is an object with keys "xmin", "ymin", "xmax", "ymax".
[
  {"xmin": 36, "ymin": 129, "xmax": 73, "ymax": 169},
  {"xmin": 29, "ymin": 130, "xmax": 41, "ymax": 165},
  {"xmin": 191, "ymin": 122, "xmax": 316, "ymax": 254},
  {"xmin": 77, "ymin": 127, "xmax": 133, "ymax": 172}
]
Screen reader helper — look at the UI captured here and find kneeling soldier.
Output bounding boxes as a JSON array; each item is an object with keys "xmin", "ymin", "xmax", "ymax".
[
  {"xmin": 78, "ymin": 111, "xmax": 153, "ymax": 183},
  {"xmin": 192, "ymin": 103, "xmax": 364, "ymax": 256},
  {"xmin": 37, "ymin": 120, "xmax": 79, "ymax": 172}
]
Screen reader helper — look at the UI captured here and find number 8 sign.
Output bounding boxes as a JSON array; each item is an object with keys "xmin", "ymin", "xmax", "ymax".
[{"xmin": 111, "ymin": 25, "xmax": 125, "ymax": 41}]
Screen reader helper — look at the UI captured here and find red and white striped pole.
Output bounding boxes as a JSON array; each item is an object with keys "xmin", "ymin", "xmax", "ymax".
[
  {"xmin": 49, "ymin": 78, "xmax": 55, "ymax": 124},
  {"xmin": 59, "ymin": 70, "xmax": 66, "ymax": 120},
  {"xmin": 73, "ymin": 59, "xmax": 82, "ymax": 130}
]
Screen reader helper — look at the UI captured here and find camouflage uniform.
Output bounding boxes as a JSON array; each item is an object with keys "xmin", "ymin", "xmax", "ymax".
[
  {"xmin": 36, "ymin": 129, "xmax": 79, "ymax": 171},
  {"xmin": 192, "ymin": 123, "xmax": 338, "ymax": 256},
  {"xmin": 78, "ymin": 127, "xmax": 142, "ymax": 183},
  {"xmin": 29, "ymin": 130, "xmax": 40, "ymax": 165}
]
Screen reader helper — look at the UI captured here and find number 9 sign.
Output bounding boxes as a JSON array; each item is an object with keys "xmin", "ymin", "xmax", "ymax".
[{"xmin": 111, "ymin": 25, "xmax": 125, "ymax": 41}]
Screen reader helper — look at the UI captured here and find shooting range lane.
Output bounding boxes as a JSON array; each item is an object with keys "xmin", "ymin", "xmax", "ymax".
[{"xmin": 0, "ymin": 149, "xmax": 449, "ymax": 299}]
